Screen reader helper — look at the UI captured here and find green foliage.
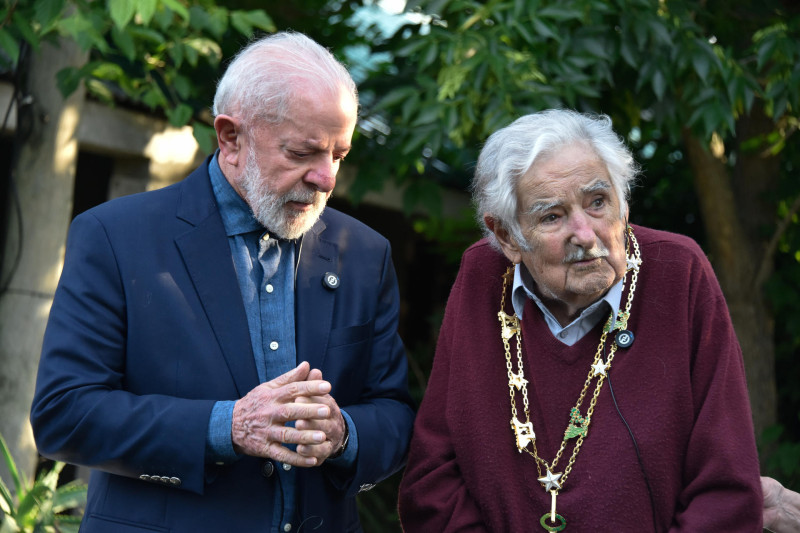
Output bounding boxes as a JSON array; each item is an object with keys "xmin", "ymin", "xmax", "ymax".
[
  {"xmin": 0, "ymin": 434, "xmax": 87, "ymax": 533},
  {"xmin": 0, "ymin": 0, "xmax": 276, "ymax": 147},
  {"xmin": 362, "ymin": 0, "xmax": 800, "ymax": 209}
]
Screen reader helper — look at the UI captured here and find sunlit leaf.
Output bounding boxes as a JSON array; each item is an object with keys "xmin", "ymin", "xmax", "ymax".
[{"xmin": 108, "ymin": 0, "xmax": 136, "ymax": 29}]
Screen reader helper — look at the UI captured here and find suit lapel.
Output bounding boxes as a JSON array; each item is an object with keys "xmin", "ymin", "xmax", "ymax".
[
  {"xmin": 295, "ymin": 216, "xmax": 337, "ymax": 372},
  {"xmin": 174, "ymin": 164, "xmax": 259, "ymax": 397}
]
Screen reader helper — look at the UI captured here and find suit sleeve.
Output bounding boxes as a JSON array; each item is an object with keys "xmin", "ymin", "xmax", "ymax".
[
  {"xmin": 398, "ymin": 264, "xmax": 487, "ymax": 532},
  {"xmin": 30, "ymin": 212, "xmax": 215, "ymax": 495},
  {"xmin": 323, "ymin": 242, "xmax": 416, "ymax": 497},
  {"xmin": 668, "ymin": 253, "xmax": 762, "ymax": 531}
]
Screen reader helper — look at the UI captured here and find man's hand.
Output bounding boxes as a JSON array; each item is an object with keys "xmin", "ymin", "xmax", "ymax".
[
  {"xmin": 231, "ymin": 362, "xmax": 332, "ymax": 466},
  {"xmin": 295, "ymin": 368, "xmax": 346, "ymax": 465},
  {"xmin": 761, "ymin": 475, "xmax": 800, "ymax": 533}
]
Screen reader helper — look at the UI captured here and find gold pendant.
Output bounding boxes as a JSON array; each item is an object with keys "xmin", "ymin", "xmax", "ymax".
[{"xmin": 540, "ymin": 490, "xmax": 566, "ymax": 531}]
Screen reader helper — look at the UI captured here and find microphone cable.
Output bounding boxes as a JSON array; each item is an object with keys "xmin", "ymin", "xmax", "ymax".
[{"xmin": 606, "ymin": 344, "xmax": 658, "ymax": 532}]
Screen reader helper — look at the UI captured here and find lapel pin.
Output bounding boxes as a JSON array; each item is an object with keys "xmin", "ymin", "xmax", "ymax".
[{"xmin": 322, "ymin": 272, "xmax": 340, "ymax": 290}]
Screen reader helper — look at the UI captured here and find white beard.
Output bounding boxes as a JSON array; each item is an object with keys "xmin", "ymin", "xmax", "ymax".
[{"xmin": 239, "ymin": 148, "xmax": 328, "ymax": 240}]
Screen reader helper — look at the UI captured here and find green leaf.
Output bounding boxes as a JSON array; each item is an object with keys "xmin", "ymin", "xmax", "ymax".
[
  {"xmin": 230, "ymin": 10, "xmax": 275, "ymax": 36},
  {"xmin": 0, "ymin": 28, "xmax": 20, "ymax": 68},
  {"xmin": 111, "ymin": 24, "xmax": 136, "ymax": 61},
  {"xmin": 166, "ymin": 103, "xmax": 193, "ymax": 127},
  {"xmin": 56, "ymin": 67, "xmax": 83, "ymax": 98},
  {"xmin": 173, "ymin": 74, "xmax": 191, "ymax": 100},
  {"xmin": 12, "ymin": 11, "xmax": 41, "ymax": 49},
  {"xmin": 651, "ymin": 69, "xmax": 666, "ymax": 101},
  {"xmin": 136, "ymin": 0, "xmax": 158, "ymax": 25},
  {"xmin": 108, "ymin": 0, "xmax": 137, "ymax": 29},
  {"xmin": 531, "ymin": 17, "xmax": 558, "ymax": 41},
  {"xmin": 691, "ymin": 48, "xmax": 710, "ymax": 82},
  {"xmin": 189, "ymin": 5, "xmax": 227, "ymax": 40},
  {"xmin": 757, "ymin": 35, "xmax": 778, "ymax": 72},
  {"xmin": 538, "ymin": 5, "xmax": 583, "ymax": 22},
  {"xmin": 142, "ymin": 86, "xmax": 167, "ymax": 109},
  {"xmin": 52, "ymin": 481, "xmax": 87, "ymax": 515},
  {"xmin": 410, "ymin": 105, "xmax": 441, "ymax": 127},
  {"xmin": 375, "ymin": 87, "xmax": 417, "ymax": 110},
  {"xmin": 160, "ymin": 0, "xmax": 190, "ymax": 22},
  {"xmin": 184, "ymin": 37, "xmax": 222, "ymax": 66},
  {"xmin": 34, "ymin": 0, "xmax": 66, "ymax": 28},
  {"xmin": 193, "ymin": 122, "xmax": 218, "ymax": 155}
]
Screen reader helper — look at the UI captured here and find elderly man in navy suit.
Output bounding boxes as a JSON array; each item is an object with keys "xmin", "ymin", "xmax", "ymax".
[{"xmin": 31, "ymin": 31, "xmax": 415, "ymax": 533}]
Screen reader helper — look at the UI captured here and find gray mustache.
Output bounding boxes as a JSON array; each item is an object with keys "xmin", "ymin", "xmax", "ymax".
[{"xmin": 563, "ymin": 246, "xmax": 609, "ymax": 263}]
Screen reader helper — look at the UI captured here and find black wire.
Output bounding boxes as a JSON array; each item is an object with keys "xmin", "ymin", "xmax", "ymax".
[
  {"xmin": 606, "ymin": 362, "xmax": 659, "ymax": 533},
  {"xmin": 0, "ymin": 42, "xmax": 28, "ymax": 297}
]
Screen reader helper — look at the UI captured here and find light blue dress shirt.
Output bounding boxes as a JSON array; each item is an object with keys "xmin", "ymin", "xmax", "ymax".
[
  {"xmin": 204, "ymin": 154, "xmax": 356, "ymax": 532},
  {"xmin": 511, "ymin": 262, "xmax": 623, "ymax": 346}
]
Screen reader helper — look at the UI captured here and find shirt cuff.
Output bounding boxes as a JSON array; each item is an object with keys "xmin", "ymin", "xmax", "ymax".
[
  {"xmin": 326, "ymin": 409, "xmax": 357, "ymax": 467},
  {"xmin": 206, "ymin": 400, "xmax": 239, "ymax": 463}
]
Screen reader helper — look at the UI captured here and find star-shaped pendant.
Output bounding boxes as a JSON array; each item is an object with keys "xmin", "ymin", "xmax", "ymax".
[
  {"xmin": 591, "ymin": 360, "xmax": 608, "ymax": 376},
  {"xmin": 538, "ymin": 469, "xmax": 562, "ymax": 492},
  {"xmin": 626, "ymin": 256, "xmax": 641, "ymax": 272},
  {"xmin": 509, "ymin": 371, "xmax": 528, "ymax": 390}
]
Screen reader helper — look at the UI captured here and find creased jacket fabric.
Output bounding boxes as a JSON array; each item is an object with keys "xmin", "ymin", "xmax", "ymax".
[{"xmin": 31, "ymin": 159, "xmax": 415, "ymax": 533}]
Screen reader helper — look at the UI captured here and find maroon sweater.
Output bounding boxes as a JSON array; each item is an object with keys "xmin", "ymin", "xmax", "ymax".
[{"xmin": 398, "ymin": 226, "xmax": 762, "ymax": 532}]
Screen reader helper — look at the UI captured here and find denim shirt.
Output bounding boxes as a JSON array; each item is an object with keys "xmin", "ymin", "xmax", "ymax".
[{"xmin": 204, "ymin": 154, "xmax": 356, "ymax": 532}]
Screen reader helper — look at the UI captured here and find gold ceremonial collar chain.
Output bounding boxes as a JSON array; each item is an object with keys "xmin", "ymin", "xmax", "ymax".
[{"xmin": 498, "ymin": 225, "xmax": 641, "ymax": 532}]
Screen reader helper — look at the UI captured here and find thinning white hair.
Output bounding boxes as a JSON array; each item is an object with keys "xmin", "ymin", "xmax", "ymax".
[
  {"xmin": 472, "ymin": 109, "xmax": 638, "ymax": 250},
  {"xmin": 213, "ymin": 31, "xmax": 358, "ymax": 128}
]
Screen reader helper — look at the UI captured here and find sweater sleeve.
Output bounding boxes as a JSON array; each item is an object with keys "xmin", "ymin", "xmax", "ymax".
[
  {"xmin": 398, "ymin": 260, "xmax": 488, "ymax": 532},
  {"xmin": 668, "ymin": 253, "xmax": 762, "ymax": 531}
]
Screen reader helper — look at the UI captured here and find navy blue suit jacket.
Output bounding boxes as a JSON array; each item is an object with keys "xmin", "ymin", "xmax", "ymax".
[{"xmin": 30, "ymin": 160, "xmax": 415, "ymax": 532}]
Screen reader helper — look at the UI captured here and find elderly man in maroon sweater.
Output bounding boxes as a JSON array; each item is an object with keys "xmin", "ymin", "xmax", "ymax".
[{"xmin": 398, "ymin": 109, "xmax": 762, "ymax": 532}]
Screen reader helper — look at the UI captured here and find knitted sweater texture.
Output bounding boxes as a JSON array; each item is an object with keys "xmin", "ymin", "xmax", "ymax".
[{"xmin": 398, "ymin": 225, "xmax": 762, "ymax": 532}]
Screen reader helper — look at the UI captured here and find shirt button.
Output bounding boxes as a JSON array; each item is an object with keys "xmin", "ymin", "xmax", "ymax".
[
  {"xmin": 559, "ymin": 331, "xmax": 567, "ymax": 338},
  {"xmin": 261, "ymin": 233, "xmax": 270, "ymax": 241},
  {"xmin": 266, "ymin": 284, "xmax": 274, "ymax": 293},
  {"xmin": 270, "ymin": 341, "xmax": 279, "ymax": 351},
  {"xmin": 282, "ymin": 463, "xmax": 292, "ymax": 471},
  {"xmin": 283, "ymin": 524, "xmax": 292, "ymax": 532}
]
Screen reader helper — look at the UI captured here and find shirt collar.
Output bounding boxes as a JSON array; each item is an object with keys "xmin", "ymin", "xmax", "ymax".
[
  {"xmin": 511, "ymin": 262, "xmax": 623, "ymax": 326},
  {"xmin": 208, "ymin": 152, "xmax": 263, "ymax": 237}
]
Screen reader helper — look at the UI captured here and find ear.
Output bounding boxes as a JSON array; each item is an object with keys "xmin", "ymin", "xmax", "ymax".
[
  {"xmin": 214, "ymin": 114, "xmax": 244, "ymax": 167},
  {"xmin": 484, "ymin": 214, "xmax": 523, "ymax": 265}
]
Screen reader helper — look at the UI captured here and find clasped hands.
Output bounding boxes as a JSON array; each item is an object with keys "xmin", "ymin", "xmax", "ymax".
[{"xmin": 232, "ymin": 361, "xmax": 346, "ymax": 467}]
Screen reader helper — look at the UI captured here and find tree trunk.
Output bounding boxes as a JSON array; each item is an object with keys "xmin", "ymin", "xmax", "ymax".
[
  {"xmin": 0, "ymin": 38, "xmax": 87, "ymax": 487},
  {"xmin": 682, "ymin": 130, "xmax": 778, "ymax": 444}
]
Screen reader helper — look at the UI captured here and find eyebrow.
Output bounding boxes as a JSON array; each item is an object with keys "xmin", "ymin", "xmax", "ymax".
[
  {"xmin": 581, "ymin": 180, "xmax": 611, "ymax": 195},
  {"xmin": 526, "ymin": 200, "xmax": 562, "ymax": 216},
  {"xmin": 524, "ymin": 179, "xmax": 612, "ymax": 216}
]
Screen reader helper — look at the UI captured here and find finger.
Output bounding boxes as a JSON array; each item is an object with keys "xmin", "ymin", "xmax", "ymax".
[
  {"xmin": 273, "ymin": 382, "xmax": 332, "ymax": 406},
  {"xmin": 266, "ymin": 424, "xmax": 328, "ymax": 446},
  {"xmin": 296, "ymin": 441, "xmax": 335, "ymax": 460},
  {"xmin": 308, "ymin": 368, "xmax": 323, "ymax": 381},
  {"xmin": 264, "ymin": 442, "xmax": 319, "ymax": 467},
  {"xmin": 266, "ymin": 361, "xmax": 311, "ymax": 390}
]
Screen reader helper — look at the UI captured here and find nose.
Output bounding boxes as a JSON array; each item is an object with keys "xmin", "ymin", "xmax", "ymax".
[
  {"xmin": 568, "ymin": 211, "xmax": 597, "ymax": 249},
  {"xmin": 304, "ymin": 158, "xmax": 337, "ymax": 194}
]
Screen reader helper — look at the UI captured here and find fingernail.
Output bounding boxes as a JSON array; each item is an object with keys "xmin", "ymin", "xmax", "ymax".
[
  {"xmin": 318, "ymin": 407, "xmax": 329, "ymax": 417},
  {"xmin": 314, "ymin": 431, "xmax": 325, "ymax": 442},
  {"xmin": 319, "ymin": 382, "xmax": 331, "ymax": 393},
  {"xmin": 306, "ymin": 457, "xmax": 317, "ymax": 466}
]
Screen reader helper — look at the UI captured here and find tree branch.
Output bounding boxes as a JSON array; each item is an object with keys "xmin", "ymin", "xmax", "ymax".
[{"xmin": 753, "ymin": 193, "xmax": 800, "ymax": 290}]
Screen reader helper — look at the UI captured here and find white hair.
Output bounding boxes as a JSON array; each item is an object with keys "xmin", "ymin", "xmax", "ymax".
[
  {"xmin": 472, "ymin": 109, "xmax": 638, "ymax": 250},
  {"xmin": 213, "ymin": 31, "xmax": 358, "ymax": 128}
]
